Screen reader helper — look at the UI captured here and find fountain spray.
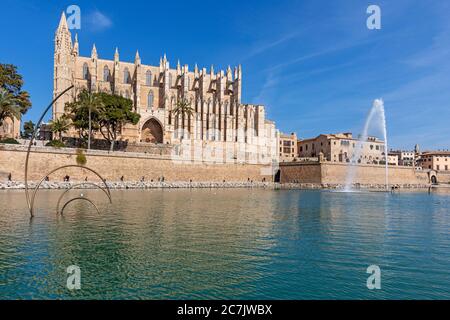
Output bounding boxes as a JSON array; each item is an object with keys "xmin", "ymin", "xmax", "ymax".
[{"xmin": 344, "ymin": 99, "xmax": 388, "ymax": 191}]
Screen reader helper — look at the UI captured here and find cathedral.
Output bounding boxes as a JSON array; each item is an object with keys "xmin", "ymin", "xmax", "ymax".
[{"xmin": 53, "ymin": 13, "xmax": 279, "ymax": 164}]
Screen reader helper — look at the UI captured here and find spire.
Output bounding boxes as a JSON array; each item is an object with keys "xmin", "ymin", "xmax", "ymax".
[
  {"xmin": 135, "ymin": 50, "xmax": 141, "ymax": 64},
  {"xmin": 162, "ymin": 53, "xmax": 169, "ymax": 70},
  {"xmin": 227, "ymin": 65, "xmax": 232, "ymax": 79},
  {"xmin": 210, "ymin": 65, "xmax": 214, "ymax": 77},
  {"xmin": 73, "ymin": 33, "xmax": 79, "ymax": 55},
  {"xmin": 57, "ymin": 12, "xmax": 69, "ymax": 32},
  {"xmin": 176, "ymin": 59, "xmax": 181, "ymax": 75},
  {"xmin": 194, "ymin": 63, "xmax": 199, "ymax": 77},
  {"xmin": 91, "ymin": 44, "xmax": 98, "ymax": 59},
  {"xmin": 114, "ymin": 47, "xmax": 119, "ymax": 61}
]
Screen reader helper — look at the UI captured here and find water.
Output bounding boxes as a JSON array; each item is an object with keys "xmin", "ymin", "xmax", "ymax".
[
  {"xmin": 345, "ymin": 99, "xmax": 389, "ymax": 191},
  {"xmin": 0, "ymin": 188, "xmax": 449, "ymax": 299}
]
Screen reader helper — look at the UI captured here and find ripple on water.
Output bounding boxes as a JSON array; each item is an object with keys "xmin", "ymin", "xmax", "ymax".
[{"xmin": 0, "ymin": 189, "xmax": 449, "ymax": 299}]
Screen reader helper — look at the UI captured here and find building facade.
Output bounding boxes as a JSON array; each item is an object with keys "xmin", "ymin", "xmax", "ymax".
[
  {"xmin": 0, "ymin": 117, "xmax": 20, "ymax": 140},
  {"xmin": 279, "ymin": 132, "xmax": 297, "ymax": 162},
  {"xmin": 297, "ymin": 133, "xmax": 395, "ymax": 165},
  {"xmin": 388, "ymin": 150, "xmax": 415, "ymax": 166},
  {"xmin": 419, "ymin": 151, "xmax": 450, "ymax": 171},
  {"xmin": 53, "ymin": 13, "xmax": 279, "ymax": 164}
]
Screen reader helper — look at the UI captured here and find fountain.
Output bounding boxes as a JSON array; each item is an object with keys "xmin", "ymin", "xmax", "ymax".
[{"xmin": 344, "ymin": 99, "xmax": 389, "ymax": 191}]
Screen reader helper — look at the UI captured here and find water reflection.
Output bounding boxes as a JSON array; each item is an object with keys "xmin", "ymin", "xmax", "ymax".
[{"xmin": 0, "ymin": 189, "xmax": 449, "ymax": 299}]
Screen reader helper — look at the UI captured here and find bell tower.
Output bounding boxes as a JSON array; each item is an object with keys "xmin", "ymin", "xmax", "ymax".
[{"xmin": 53, "ymin": 12, "xmax": 75, "ymax": 120}]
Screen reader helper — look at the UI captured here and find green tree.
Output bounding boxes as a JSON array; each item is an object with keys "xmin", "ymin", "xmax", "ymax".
[
  {"xmin": 49, "ymin": 116, "xmax": 70, "ymax": 141},
  {"xmin": 0, "ymin": 88, "xmax": 21, "ymax": 126},
  {"xmin": 65, "ymin": 89, "xmax": 103, "ymax": 149},
  {"xmin": 0, "ymin": 64, "xmax": 31, "ymax": 115},
  {"xmin": 75, "ymin": 148, "xmax": 87, "ymax": 166},
  {"xmin": 22, "ymin": 120, "xmax": 35, "ymax": 139},
  {"xmin": 171, "ymin": 97, "xmax": 194, "ymax": 138},
  {"xmin": 97, "ymin": 93, "xmax": 140, "ymax": 151}
]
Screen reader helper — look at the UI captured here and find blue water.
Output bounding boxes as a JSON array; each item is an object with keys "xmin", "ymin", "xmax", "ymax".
[{"xmin": 0, "ymin": 189, "xmax": 449, "ymax": 299}]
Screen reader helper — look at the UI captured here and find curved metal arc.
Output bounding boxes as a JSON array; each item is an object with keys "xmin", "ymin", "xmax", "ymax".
[
  {"xmin": 30, "ymin": 165, "xmax": 111, "ymax": 216},
  {"xmin": 60, "ymin": 197, "xmax": 100, "ymax": 215},
  {"xmin": 56, "ymin": 182, "xmax": 112, "ymax": 215},
  {"xmin": 25, "ymin": 85, "xmax": 74, "ymax": 216}
]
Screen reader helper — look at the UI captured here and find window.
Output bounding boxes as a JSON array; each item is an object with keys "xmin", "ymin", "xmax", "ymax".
[
  {"xmin": 146, "ymin": 70, "xmax": 152, "ymax": 86},
  {"xmin": 169, "ymin": 73, "xmax": 173, "ymax": 87},
  {"xmin": 147, "ymin": 91, "xmax": 154, "ymax": 110},
  {"xmin": 103, "ymin": 65, "xmax": 110, "ymax": 82},
  {"xmin": 437, "ymin": 165, "xmax": 440, "ymax": 171},
  {"xmin": 124, "ymin": 68, "xmax": 130, "ymax": 84},
  {"xmin": 82, "ymin": 63, "xmax": 89, "ymax": 80}
]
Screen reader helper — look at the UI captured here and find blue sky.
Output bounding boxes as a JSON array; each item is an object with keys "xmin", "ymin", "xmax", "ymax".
[{"xmin": 1, "ymin": 0, "xmax": 449, "ymax": 150}]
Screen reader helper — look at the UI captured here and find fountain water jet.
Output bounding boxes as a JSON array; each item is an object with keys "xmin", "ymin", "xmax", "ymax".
[{"xmin": 344, "ymin": 99, "xmax": 388, "ymax": 191}]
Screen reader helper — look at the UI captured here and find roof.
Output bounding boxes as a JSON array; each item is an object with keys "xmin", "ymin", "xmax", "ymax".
[
  {"xmin": 421, "ymin": 151, "xmax": 450, "ymax": 156},
  {"xmin": 298, "ymin": 132, "xmax": 384, "ymax": 143}
]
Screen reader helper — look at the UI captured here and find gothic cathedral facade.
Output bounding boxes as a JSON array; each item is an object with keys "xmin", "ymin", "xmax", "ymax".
[{"xmin": 53, "ymin": 13, "xmax": 279, "ymax": 164}]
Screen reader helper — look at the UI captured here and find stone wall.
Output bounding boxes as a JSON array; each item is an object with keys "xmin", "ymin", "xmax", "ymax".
[
  {"xmin": 280, "ymin": 161, "xmax": 431, "ymax": 186},
  {"xmin": 0, "ymin": 145, "xmax": 272, "ymax": 183},
  {"xmin": 279, "ymin": 162, "xmax": 322, "ymax": 184},
  {"xmin": 436, "ymin": 172, "xmax": 450, "ymax": 184}
]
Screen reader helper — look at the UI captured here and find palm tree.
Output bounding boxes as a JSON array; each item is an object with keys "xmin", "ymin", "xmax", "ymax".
[
  {"xmin": 0, "ymin": 88, "xmax": 21, "ymax": 127},
  {"xmin": 49, "ymin": 116, "xmax": 70, "ymax": 141},
  {"xmin": 78, "ymin": 89, "xmax": 103, "ymax": 149},
  {"xmin": 69, "ymin": 89, "xmax": 103, "ymax": 149},
  {"xmin": 171, "ymin": 98, "xmax": 194, "ymax": 138}
]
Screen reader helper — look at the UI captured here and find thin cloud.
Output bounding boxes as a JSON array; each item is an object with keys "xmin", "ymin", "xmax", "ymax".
[
  {"xmin": 85, "ymin": 10, "xmax": 113, "ymax": 31},
  {"xmin": 242, "ymin": 31, "xmax": 304, "ymax": 61}
]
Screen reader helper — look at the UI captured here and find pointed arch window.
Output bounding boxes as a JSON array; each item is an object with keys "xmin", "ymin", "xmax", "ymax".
[
  {"xmin": 82, "ymin": 63, "xmax": 89, "ymax": 80},
  {"xmin": 124, "ymin": 68, "xmax": 130, "ymax": 84},
  {"xmin": 147, "ymin": 91, "xmax": 154, "ymax": 110},
  {"xmin": 146, "ymin": 70, "xmax": 152, "ymax": 86},
  {"xmin": 103, "ymin": 65, "xmax": 110, "ymax": 82},
  {"xmin": 169, "ymin": 73, "xmax": 173, "ymax": 87}
]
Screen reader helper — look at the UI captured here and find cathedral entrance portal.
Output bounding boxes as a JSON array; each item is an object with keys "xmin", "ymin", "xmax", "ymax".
[{"xmin": 141, "ymin": 118, "xmax": 163, "ymax": 143}]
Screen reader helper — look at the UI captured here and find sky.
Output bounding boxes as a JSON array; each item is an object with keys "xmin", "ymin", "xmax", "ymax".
[{"xmin": 0, "ymin": 0, "xmax": 449, "ymax": 151}]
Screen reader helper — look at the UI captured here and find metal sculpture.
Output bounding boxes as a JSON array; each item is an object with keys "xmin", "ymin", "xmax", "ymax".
[{"xmin": 24, "ymin": 85, "xmax": 112, "ymax": 217}]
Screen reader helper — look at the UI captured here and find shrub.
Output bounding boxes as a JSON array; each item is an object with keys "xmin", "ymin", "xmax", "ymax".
[
  {"xmin": 46, "ymin": 140, "xmax": 65, "ymax": 148},
  {"xmin": 76, "ymin": 149, "xmax": 87, "ymax": 166},
  {"xmin": 0, "ymin": 138, "xmax": 20, "ymax": 144}
]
